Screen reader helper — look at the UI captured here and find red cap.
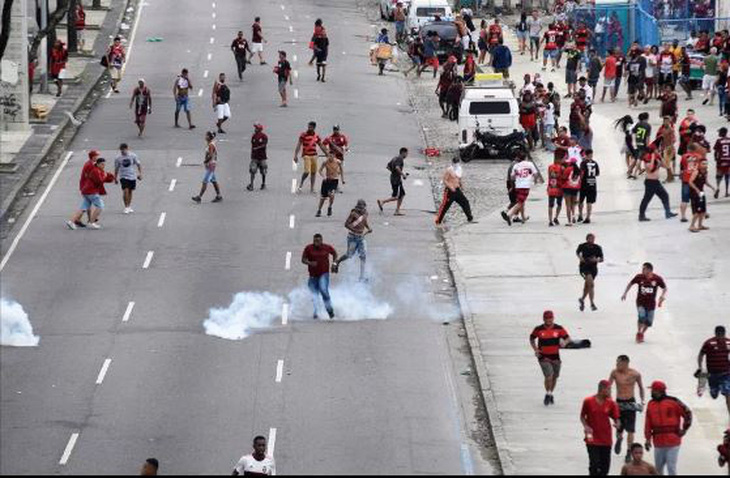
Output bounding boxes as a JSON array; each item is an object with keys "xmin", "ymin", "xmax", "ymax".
[
  {"xmin": 254, "ymin": 123, "xmax": 263, "ymax": 130},
  {"xmin": 88, "ymin": 150, "xmax": 101, "ymax": 159},
  {"xmin": 650, "ymin": 380, "xmax": 667, "ymax": 392},
  {"xmin": 543, "ymin": 310, "xmax": 554, "ymax": 320},
  {"xmin": 599, "ymin": 379, "xmax": 611, "ymax": 388}
]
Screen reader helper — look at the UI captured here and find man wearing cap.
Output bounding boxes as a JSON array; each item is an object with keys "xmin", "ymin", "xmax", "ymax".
[
  {"xmin": 248, "ymin": 124, "xmax": 268, "ymax": 191},
  {"xmin": 580, "ymin": 380, "xmax": 620, "ymax": 476},
  {"xmin": 66, "ymin": 156, "xmax": 115, "ymax": 230},
  {"xmin": 323, "ymin": 125, "xmax": 349, "ymax": 191},
  {"xmin": 129, "ymin": 79, "xmax": 151, "ymax": 137},
  {"xmin": 644, "ymin": 381, "xmax": 692, "ymax": 476},
  {"xmin": 530, "ymin": 310, "xmax": 571, "ymax": 406},
  {"xmin": 697, "ymin": 325, "xmax": 730, "ymax": 417},
  {"xmin": 65, "ymin": 150, "xmax": 99, "ymax": 229}
]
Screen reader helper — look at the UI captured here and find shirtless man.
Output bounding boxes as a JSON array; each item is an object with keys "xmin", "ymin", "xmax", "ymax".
[
  {"xmin": 621, "ymin": 443, "xmax": 659, "ymax": 475},
  {"xmin": 316, "ymin": 154, "xmax": 342, "ymax": 217},
  {"xmin": 609, "ymin": 355, "xmax": 646, "ymax": 460}
]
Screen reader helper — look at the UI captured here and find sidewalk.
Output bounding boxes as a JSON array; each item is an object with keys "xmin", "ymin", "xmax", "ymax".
[{"xmin": 441, "ymin": 23, "xmax": 730, "ymax": 477}]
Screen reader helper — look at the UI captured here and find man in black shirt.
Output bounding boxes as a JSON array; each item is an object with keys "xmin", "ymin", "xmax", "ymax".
[
  {"xmin": 631, "ymin": 112, "xmax": 651, "ymax": 178},
  {"xmin": 230, "ymin": 31, "xmax": 251, "ymax": 81},
  {"xmin": 577, "ymin": 233, "xmax": 604, "ymax": 312},
  {"xmin": 578, "ymin": 149, "xmax": 600, "ymax": 224},
  {"xmin": 626, "ymin": 45, "xmax": 646, "ymax": 107},
  {"xmin": 377, "ymin": 147, "xmax": 408, "ymax": 216},
  {"xmin": 275, "ymin": 50, "xmax": 293, "ymax": 107}
]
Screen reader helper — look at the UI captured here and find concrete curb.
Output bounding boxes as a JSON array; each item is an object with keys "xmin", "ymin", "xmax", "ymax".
[{"xmin": 0, "ymin": 0, "xmax": 137, "ymax": 221}]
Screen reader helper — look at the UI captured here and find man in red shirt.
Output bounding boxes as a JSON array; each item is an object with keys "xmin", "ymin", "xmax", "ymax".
[
  {"xmin": 322, "ymin": 125, "xmax": 349, "ymax": 189},
  {"xmin": 621, "ymin": 262, "xmax": 667, "ymax": 344},
  {"xmin": 250, "ymin": 17, "xmax": 266, "ymax": 65},
  {"xmin": 529, "ymin": 310, "xmax": 570, "ymax": 406},
  {"xmin": 541, "ymin": 24, "xmax": 559, "ymax": 72},
  {"xmin": 488, "ymin": 18, "xmax": 503, "ymax": 51},
  {"xmin": 301, "ymin": 234, "xmax": 338, "ymax": 319},
  {"xmin": 66, "ymin": 150, "xmax": 100, "ymax": 229},
  {"xmin": 680, "ymin": 143, "xmax": 702, "ymax": 222},
  {"xmin": 547, "ymin": 156, "xmax": 564, "ymax": 226},
  {"xmin": 714, "ymin": 127, "xmax": 730, "ymax": 198},
  {"xmin": 601, "ymin": 51, "xmax": 618, "ymax": 103},
  {"xmin": 248, "ymin": 123, "xmax": 268, "ymax": 191},
  {"xmin": 294, "ymin": 121, "xmax": 328, "ymax": 193},
  {"xmin": 580, "ymin": 380, "xmax": 620, "ymax": 476},
  {"xmin": 697, "ymin": 326, "xmax": 730, "ymax": 417},
  {"xmin": 644, "ymin": 381, "xmax": 692, "ymax": 476}
]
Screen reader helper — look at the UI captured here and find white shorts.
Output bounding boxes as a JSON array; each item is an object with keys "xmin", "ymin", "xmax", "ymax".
[
  {"xmin": 603, "ymin": 77, "xmax": 615, "ymax": 88},
  {"xmin": 251, "ymin": 42, "xmax": 264, "ymax": 53},
  {"xmin": 702, "ymin": 74, "xmax": 716, "ymax": 90},
  {"xmin": 461, "ymin": 35, "xmax": 470, "ymax": 50},
  {"xmin": 216, "ymin": 103, "xmax": 230, "ymax": 119}
]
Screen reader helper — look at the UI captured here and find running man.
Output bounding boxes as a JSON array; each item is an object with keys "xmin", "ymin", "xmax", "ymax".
[
  {"xmin": 581, "ymin": 380, "xmax": 620, "ymax": 476},
  {"xmin": 173, "ymin": 68, "xmax": 195, "ymax": 129},
  {"xmin": 697, "ymin": 325, "xmax": 730, "ymax": 417},
  {"xmin": 316, "ymin": 154, "xmax": 342, "ymax": 217},
  {"xmin": 129, "ymin": 79, "xmax": 151, "ymax": 137},
  {"xmin": 274, "ymin": 51, "xmax": 293, "ymax": 107},
  {"xmin": 377, "ymin": 147, "xmax": 409, "ymax": 216},
  {"xmin": 621, "ymin": 262, "xmax": 667, "ymax": 344},
  {"xmin": 578, "ymin": 149, "xmax": 599, "ymax": 224},
  {"xmin": 230, "ymin": 31, "xmax": 251, "ymax": 81},
  {"xmin": 211, "ymin": 73, "xmax": 231, "ymax": 134},
  {"xmin": 248, "ymin": 123, "xmax": 268, "ymax": 191},
  {"xmin": 114, "ymin": 143, "xmax": 142, "ymax": 214},
  {"xmin": 232, "ymin": 436, "xmax": 275, "ymax": 476},
  {"xmin": 322, "ymin": 125, "xmax": 349, "ymax": 189},
  {"xmin": 250, "ymin": 17, "xmax": 266, "ymax": 65},
  {"xmin": 576, "ymin": 233, "xmax": 603, "ymax": 312},
  {"xmin": 192, "ymin": 131, "xmax": 222, "ymax": 203},
  {"xmin": 638, "ymin": 145, "xmax": 677, "ymax": 221},
  {"xmin": 688, "ymin": 158, "xmax": 716, "ymax": 232},
  {"xmin": 332, "ymin": 199, "xmax": 372, "ymax": 282},
  {"xmin": 301, "ymin": 234, "xmax": 338, "ymax": 319},
  {"xmin": 435, "ymin": 156, "xmax": 474, "ymax": 224},
  {"xmin": 714, "ymin": 127, "xmax": 730, "ymax": 198},
  {"xmin": 620, "ymin": 444, "xmax": 658, "ymax": 476},
  {"xmin": 294, "ymin": 121, "xmax": 327, "ymax": 193},
  {"xmin": 644, "ymin": 381, "xmax": 692, "ymax": 476},
  {"xmin": 530, "ymin": 310, "xmax": 571, "ymax": 406},
  {"xmin": 501, "ymin": 154, "xmax": 543, "ymax": 225},
  {"xmin": 609, "ymin": 355, "xmax": 646, "ymax": 460}
]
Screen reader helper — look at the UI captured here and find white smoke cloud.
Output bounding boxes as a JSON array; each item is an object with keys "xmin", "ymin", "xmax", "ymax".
[
  {"xmin": 288, "ymin": 281, "xmax": 393, "ymax": 321},
  {"xmin": 1, "ymin": 298, "xmax": 40, "ymax": 347},
  {"xmin": 203, "ymin": 292, "xmax": 284, "ymax": 340}
]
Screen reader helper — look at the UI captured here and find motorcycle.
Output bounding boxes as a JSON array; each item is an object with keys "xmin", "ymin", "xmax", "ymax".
[{"xmin": 459, "ymin": 118, "xmax": 529, "ymax": 162}]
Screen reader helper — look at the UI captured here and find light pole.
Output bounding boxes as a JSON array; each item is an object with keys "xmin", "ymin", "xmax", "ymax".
[{"xmin": 67, "ymin": 0, "xmax": 77, "ymax": 53}]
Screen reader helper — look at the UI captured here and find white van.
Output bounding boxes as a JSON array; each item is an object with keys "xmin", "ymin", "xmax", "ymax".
[
  {"xmin": 458, "ymin": 80, "xmax": 520, "ymax": 149},
  {"xmin": 407, "ymin": 0, "xmax": 454, "ymax": 31}
]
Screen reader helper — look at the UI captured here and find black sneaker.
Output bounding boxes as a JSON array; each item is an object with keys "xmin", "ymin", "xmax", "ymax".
[
  {"xmin": 614, "ymin": 433, "xmax": 623, "ymax": 455},
  {"xmin": 192, "ymin": 196, "xmax": 202, "ymax": 203},
  {"xmin": 327, "ymin": 309, "xmax": 335, "ymax": 320},
  {"xmin": 500, "ymin": 210, "xmax": 512, "ymax": 226},
  {"xmin": 316, "ymin": 210, "xmax": 322, "ymax": 217},
  {"xmin": 639, "ymin": 216, "xmax": 651, "ymax": 222},
  {"xmin": 246, "ymin": 184, "xmax": 254, "ymax": 191},
  {"xmin": 212, "ymin": 196, "xmax": 223, "ymax": 203},
  {"xmin": 544, "ymin": 394, "xmax": 551, "ymax": 406},
  {"xmin": 577, "ymin": 215, "xmax": 584, "ymax": 222},
  {"xmin": 553, "ymin": 218, "xmax": 560, "ymax": 225},
  {"xmin": 260, "ymin": 184, "xmax": 266, "ymax": 190},
  {"xmin": 582, "ymin": 218, "xmax": 591, "ymax": 224},
  {"xmin": 327, "ymin": 207, "xmax": 332, "ymax": 217},
  {"xmin": 513, "ymin": 217, "xmax": 523, "ymax": 223},
  {"xmin": 591, "ymin": 303, "xmax": 598, "ymax": 311},
  {"xmin": 579, "ymin": 298, "xmax": 585, "ymax": 312},
  {"xmin": 549, "ymin": 395, "xmax": 554, "ymax": 405},
  {"xmin": 665, "ymin": 212, "xmax": 678, "ymax": 219}
]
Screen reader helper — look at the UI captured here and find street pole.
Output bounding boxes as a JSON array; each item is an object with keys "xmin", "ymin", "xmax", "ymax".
[
  {"xmin": 67, "ymin": 0, "xmax": 77, "ymax": 53},
  {"xmin": 38, "ymin": 0, "xmax": 48, "ymax": 93}
]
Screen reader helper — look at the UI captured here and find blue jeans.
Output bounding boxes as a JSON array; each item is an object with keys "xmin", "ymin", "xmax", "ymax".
[
  {"xmin": 654, "ymin": 446, "xmax": 680, "ymax": 476},
  {"xmin": 718, "ymin": 86, "xmax": 727, "ymax": 115},
  {"xmin": 308, "ymin": 273, "xmax": 333, "ymax": 318}
]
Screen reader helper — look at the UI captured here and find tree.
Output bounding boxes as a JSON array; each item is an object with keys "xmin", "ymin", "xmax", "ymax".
[
  {"xmin": 28, "ymin": 0, "xmax": 70, "ymax": 63},
  {"xmin": 0, "ymin": 0, "xmax": 14, "ymax": 61}
]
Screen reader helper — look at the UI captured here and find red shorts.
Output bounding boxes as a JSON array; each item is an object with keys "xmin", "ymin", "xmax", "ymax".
[
  {"xmin": 426, "ymin": 57, "xmax": 439, "ymax": 68},
  {"xmin": 520, "ymin": 114, "xmax": 537, "ymax": 131},
  {"xmin": 717, "ymin": 165, "xmax": 730, "ymax": 176},
  {"xmin": 515, "ymin": 188, "xmax": 530, "ymax": 203}
]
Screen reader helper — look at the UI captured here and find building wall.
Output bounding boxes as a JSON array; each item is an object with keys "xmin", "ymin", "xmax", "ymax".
[{"xmin": 1, "ymin": 0, "xmax": 30, "ymax": 130}]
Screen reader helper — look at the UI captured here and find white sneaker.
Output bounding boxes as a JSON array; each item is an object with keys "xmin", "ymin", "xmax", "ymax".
[
  {"xmin": 89, "ymin": 223, "xmax": 101, "ymax": 230},
  {"xmin": 128, "ymin": 208, "xmax": 134, "ymax": 213},
  {"xmin": 65, "ymin": 220, "xmax": 77, "ymax": 230},
  {"xmin": 123, "ymin": 207, "xmax": 130, "ymax": 214}
]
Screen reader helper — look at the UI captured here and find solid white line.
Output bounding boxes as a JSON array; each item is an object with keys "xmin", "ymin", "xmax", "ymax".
[
  {"xmin": 207, "ymin": 53, "xmax": 213, "ymax": 61},
  {"xmin": 59, "ymin": 433, "xmax": 79, "ymax": 465},
  {"xmin": 203, "ymin": 70, "xmax": 209, "ymax": 79},
  {"xmin": 0, "ymin": 151, "xmax": 73, "ymax": 273},
  {"xmin": 197, "ymin": 88, "xmax": 203, "ymax": 97},
  {"xmin": 168, "ymin": 179, "xmax": 177, "ymax": 192},
  {"xmin": 293, "ymin": 54, "xmax": 297, "ymax": 62},
  {"xmin": 142, "ymin": 251, "xmax": 154, "ymax": 269},
  {"xmin": 275, "ymin": 360, "xmax": 284, "ymax": 382},
  {"xmin": 95, "ymin": 358, "xmax": 112, "ymax": 385},
  {"xmin": 176, "ymin": 156, "xmax": 183, "ymax": 167},
  {"xmin": 268, "ymin": 427, "xmax": 277, "ymax": 455},
  {"xmin": 294, "ymin": 89, "xmax": 299, "ymax": 99},
  {"xmin": 291, "ymin": 178, "xmax": 297, "ymax": 193},
  {"xmin": 121, "ymin": 0, "xmax": 146, "ymax": 76},
  {"xmin": 122, "ymin": 301, "xmax": 135, "ymax": 323},
  {"xmin": 285, "ymin": 251, "xmax": 291, "ymax": 270},
  {"xmin": 292, "ymin": 161, "xmax": 297, "ymax": 172},
  {"xmin": 210, "ymin": 37, "xmax": 215, "ymax": 44},
  {"xmin": 281, "ymin": 303, "xmax": 289, "ymax": 325},
  {"xmin": 289, "ymin": 25, "xmax": 293, "ymax": 32},
  {"xmin": 157, "ymin": 212, "xmax": 166, "ymax": 228},
  {"xmin": 289, "ymin": 214, "xmax": 295, "ymax": 229}
]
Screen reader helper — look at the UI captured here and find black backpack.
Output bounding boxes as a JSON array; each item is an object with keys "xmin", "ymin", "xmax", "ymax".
[{"xmin": 218, "ymin": 84, "xmax": 230, "ymax": 103}]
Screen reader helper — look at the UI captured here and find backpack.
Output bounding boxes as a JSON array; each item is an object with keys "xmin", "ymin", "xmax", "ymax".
[{"xmin": 218, "ymin": 84, "xmax": 230, "ymax": 103}]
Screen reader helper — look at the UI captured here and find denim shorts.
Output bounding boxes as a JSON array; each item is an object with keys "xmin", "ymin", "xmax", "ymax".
[
  {"xmin": 681, "ymin": 182, "xmax": 691, "ymax": 203},
  {"xmin": 80, "ymin": 194, "xmax": 104, "ymax": 210},
  {"xmin": 203, "ymin": 169, "xmax": 217, "ymax": 183},
  {"xmin": 346, "ymin": 233, "xmax": 367, "ymax": 260},
  {"xmin": 543, "ymin": 49, "xmax": 557, "ymax": 59},
  {"xmin": 709, "ymin": 373, "xmax": 730, "ymax": 398},
  {"xmin": 637, "ymin": 306, "xmax": 655, "ymax": 326},
  {"xmin": 176, "ymin": 96, "xmax": 191, "ymax": 112}
]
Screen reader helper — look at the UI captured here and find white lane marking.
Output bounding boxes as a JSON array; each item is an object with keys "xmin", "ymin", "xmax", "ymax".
[
  {"xmin": 285, "ymin": 251, "xmax": 291, "ymax": 270},
  {"xmin": 120, "ymin": 0, "xmax": 146, "ymax": 76},
  {"xmin": 176, "ymin": 156, "xmax": 183, "ymax": 167},
  {"xmin": 203, "ymin": 70, "xmax": 209, "ymax": 79},
  {"xmin": 95, "ymin": 358, "xmax": 112, "ymax": 385},
  {"xmin": 293, "ymin": 54, "xmax": 297, "ymax": 62},
  {"xmin": 284, "ymin": 15, "xmax": 289, "ymax": 20},
  {"xmin": 293, "ymin": 70, "xmax": 298, "ymax": 79},
  {"xmin": 0, "ymin": 151, "xmax": 74, "ymax": 273},
  {"xmin": 197, "ymin": 88, "xmax": 203, "ymax": 97},
  {"xmin": 291, "ymin": 178, "xmax": 297, "ymax": 193},
  {"xmin": 281, "ymin": 303, "xmax": 289, "ymax": 325},
  {"xmin": 212, "ymin": 24, "xmax": 216, "ymax": 30},
  {"xmin": 168, "ymin": 179, "xmax": 177, "ymax": 192},
  {"xmin": 210, "ymin": 37, "xmax": 215, "ymax": 44},
  {"xmin": 280, "ymin": 4, "xmax": 285, "ymax": 10},
  {"xmin": 291, "ymin": 38, "xmax": 296, "ymax": 43},
  {"xmin": 212, "ymin": 12, "xmax": 216, "ymax": 18},
  {"xmin": 342, "ymin": 51, "xmax": 346, "ymax": 55},
  {"xmin": 207, "ymin": 53, "xmax": 212, "ymax": 61},
  {"xmin": 291, "ymin": 161, "xmax": 297, "ymax": 172},
  {"xmin": 122, "ymin": 301, "xmax": 136, "ymax": 323},
  {"xmin": 268, "ymin": 427, "xmax": 277, "ymax": 456},
  {"xmin": 289, "ymin": 214, "xmax": 295, "ymax": 228},
  {"xmin": 59, "ymin": 433, "xmax": 79, "ymax": 465},
  {"xmin": 105, "ymin": 89, "xmax": 112, "ymax": 99},
  {"xmin": 275, "ymin": 360, "xmax": 284, "ymax": 382},
  {"xmin": 294, "ymin": 89, "xmax": 299, "ymax": 99},
  {"xmin": 289, "ymin": 25, "xmax": 293, "ymax": 32},
  {"xmin": 212, "ymin": 2, "xmax": 216, "ymax": 7},
  {"xmin": 157, "ymin": 212, "xmax": 166, "ymax": 228},
  {"xmin": 142, "ymin": 251, "xmax": 154, "ymax": 269}
]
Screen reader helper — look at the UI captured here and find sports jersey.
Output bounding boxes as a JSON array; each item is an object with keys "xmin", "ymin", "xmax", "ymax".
[
  {"xmin": 488, "ymin": 24, "xmax": 502, "ymax": 45},
  {"xmin": 299, "ymin": 131, "xmax": 321, "ymax": 156},
  {"xmin": 553, "ymin": 136, "xmax": 571, "ymax": 160},
  {"xmin": 714, "ymin": 138, "xmax": 730, "ymax": 170},
  {"xmin": 323, "ymin": 133, "xmax": 349, "ymax": 159},
  {"xmin": 659, "ymin": 52, "xmax": 675, "ymax": 74},
  {"xmin": 547, "ymin": 163, "xmax": 564, "ymax": 197},
  {"xmin": 633, "ymin": 122, "xmax": 651, "ymax": 149},
  {"xmin": 629, "ymin": 273, "xmax": 666, "ymax": 310},
  {"xmin": 627, "ymin": 56, "xmax": 646, "ymax": 81},
  {"xmin": 574, "ymin": 28, "xmax": 589, "ymax": 50},
  {"xmin": 512, "ymin": 160, "xmax": 538, "ymax": 189},
  {"xmin": 530, "ymin": 324, "xmax": 569, "ymax": 361},
  {"xmin": 567, "ymin": 146, "xmax": 583, "ymax": 167},
  {"xmin": 581, "ymin": 395, "xmax": 620, "ymax": 447},
  {"xmin": 700, "ymin": 337, "xmax": 730, "ymax": 375},
  {"xmin": 251, "ymin": 132, "xmax": 268, "ymax": 160},
  {"xmin": 580, "ymin": 159, "xmax": 600, "ymax": 188},
  {"xmin": 680, "ymin": 153, "xmax": 700, "ymax": 183},
  {"xmin": 562, "ymin": 164, "xmax": 582, "ymax": 189},
  {"xmin": 543, "ymin": 29, "xmax": 558, "ymax": 50},
  {"xmin": 234, "ymin": 454, "xmax": 275, "ymax": 476}
]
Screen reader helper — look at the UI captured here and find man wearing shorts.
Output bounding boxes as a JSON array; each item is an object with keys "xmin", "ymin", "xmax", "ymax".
[
  {"xmin": 250, "ymin": 17, "xmax": 266, "ymax": 65},
  {"xmin": 211, "ymin": 73, "xmax": 231, "ymax": 134},
  {"xmin": 316, "ymin": 154, "xmax": 342, "ymax": 217},
  {"xmin": 527, "ymin": 10, "xmax": 542, "ymax": 62},
  {"xmin": 697, "ymin": 326, "xmax": 730, "ymax": 418},
  {"xmin": 275, "ymin": 50, "xmax": 292, "ymax": 107},
  {"xmin": 419, "ymin": 32, "xmax": 440, "ymax": 79},
  {"xmin": 564, "ymin": 44, "xmax": 580, "ymax": 98},
  {"xmin": 323, "ymin": 125, "xmax": 349, "ymax": 189},
  {"xmin": 247, "ymin": 123, "xmax": 268, "ymax": 191},
  {"xmin": 601, "ymin": 50, "xmax": 617, "ymax": 103},
  {"xmin": 173, "ymin": 68, "xmax": 195, "ymax": 129},
  {"xmin": 114, "ymin": 143, "xmax": 142, "ymax": 214},
  {"xmin": 609, "ymin": 355, "xmax": 646, "ymax": 460},
  {"xmin": 578, "ymin": 149, "xmax": 599, "ymax": 223},
  {"xmin": 530, "ymin": 310, "xmax": 570, "ymax": 406},
  {"xmin": 294, "ymin": 121, "xmax": 327, "ymax": 193},
  {"xmin": 621, "ymin": 262, "xmax": 667, "ymax": 344},
  {"xmin": 377, "ymin": 147, "xmax": 408, "ymax": 216},
  {"xmin": 541, "ymin": 24, "xmax": 559, "ymax": 72},
  {"xmin": 547, "ymin": 155, "xmax": 564, "ymax": 226},
  {"xmin": 332, "ymin": 199, "xmax": 372, "ymax": 282},
  {"xmin": 501, "ymin": 155, "xmax": 543, "ymax": 225},
  {"xmin": 129, "ymin": 79, "xmax": 151, "ymax": 137},
  {"xmin": 713, "ymin": 127, "xmax": 730, "ymax": 198},
  {"xmin": 576, "ymin": 233, "xmax": 603, "ymax": 312}
]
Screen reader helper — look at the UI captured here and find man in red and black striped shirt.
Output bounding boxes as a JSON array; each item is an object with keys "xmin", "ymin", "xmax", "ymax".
[
  {"xmin": 530, "ymin": 310, "xmax": 571, "ymax": 406},
  {"xmin": 697, "ymin": 326, "xmax": 730, "ymax": 417}
]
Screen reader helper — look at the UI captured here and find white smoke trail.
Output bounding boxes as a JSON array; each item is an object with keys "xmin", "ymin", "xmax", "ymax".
[
  {"xmin": 288, "ymin": 280, "xmax": 393, "ymax": 321},
  {"xmin": 203, "ymin": 291, "xmax": 284, "ymax": 340},
  {"xmin": 0, "ymin": 298, "xmax": 40, "ymax": 347}
]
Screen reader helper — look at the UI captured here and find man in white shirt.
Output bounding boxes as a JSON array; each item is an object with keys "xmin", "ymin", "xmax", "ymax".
[
  {"xmin": 232, "ymin": 436, "xmax": 276, "ymax": 476},
  {"xmin": 501, "ymin": 152, "xmax": 544, "ymax": 225}
]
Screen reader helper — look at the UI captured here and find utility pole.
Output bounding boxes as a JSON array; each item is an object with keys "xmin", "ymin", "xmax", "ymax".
[
  {"xmin": 37, "ymin": 0, "xmax": 48, "ymax": 93},
  {"xmin": 0, "ymin": 0, "xmax": 30, "ymax": 130},
  {"xmin": 67, "ymin": 0, "xmax": 77, "ymax": 53}
]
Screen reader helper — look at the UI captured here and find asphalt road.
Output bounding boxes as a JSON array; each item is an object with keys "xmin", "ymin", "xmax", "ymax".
[{"xmin": 0, "ymin": 0, "xmax": 493, "ymax": 474}]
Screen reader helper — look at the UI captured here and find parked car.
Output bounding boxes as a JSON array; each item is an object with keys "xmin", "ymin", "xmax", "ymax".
[
  {"xmin": 407, "ymin": 0, "xmax": 454, "ymax": 31},
  {"xmin": 419, "ymin": 21, "xmax": 463, "ymax": 63},
  {"xmin": 380, "ymin": 0, "xmax": 411, "ymax": 21}
]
